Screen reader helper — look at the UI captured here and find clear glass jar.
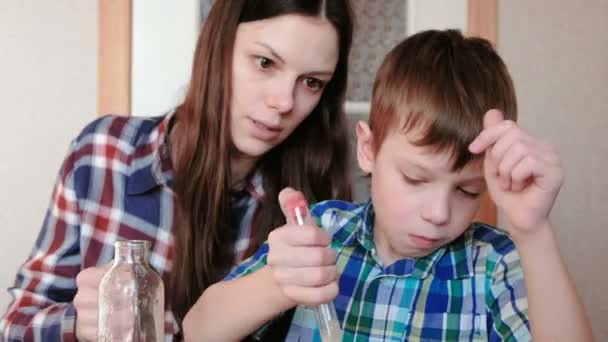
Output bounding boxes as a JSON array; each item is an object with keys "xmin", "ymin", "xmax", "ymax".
[{"xmin": 98, "ymin": 240, "xmax": 164, "ymax": 342}]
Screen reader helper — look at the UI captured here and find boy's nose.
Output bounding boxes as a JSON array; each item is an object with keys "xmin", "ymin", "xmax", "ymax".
[{"xmin": 421, "ymin": 195, "xmax": 450, "ymax": 226}]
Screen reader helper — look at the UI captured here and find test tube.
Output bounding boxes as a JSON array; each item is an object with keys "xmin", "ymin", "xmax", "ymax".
[{"xmin": 289, "ymin": 199, "xmax": 343, "ymax": 342}]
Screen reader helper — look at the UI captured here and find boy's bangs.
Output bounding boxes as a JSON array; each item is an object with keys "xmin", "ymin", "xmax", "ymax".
[
  {"xmin": 396, "ymin": 94, "xmax": 484, "ymax": 171},
  {"xmin": 369, "ymin": 30, "xmax": 517, "ymax": 172}
]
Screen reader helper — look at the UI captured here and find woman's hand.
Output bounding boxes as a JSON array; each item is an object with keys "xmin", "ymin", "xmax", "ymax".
[{"xmin": 73, "ymin": 265, "xmax": 109, "ymax": 341}]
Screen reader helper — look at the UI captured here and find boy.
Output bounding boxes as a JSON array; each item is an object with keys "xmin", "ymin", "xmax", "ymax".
[{"xmin": 184, "ymin": 30, "xmax": 593, "ymax": 341}]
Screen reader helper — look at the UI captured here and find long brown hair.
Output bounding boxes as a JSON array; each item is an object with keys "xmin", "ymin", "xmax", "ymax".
[{"xmin": 170, "ymin": 0, "xmax": 354, "ymax": 323}]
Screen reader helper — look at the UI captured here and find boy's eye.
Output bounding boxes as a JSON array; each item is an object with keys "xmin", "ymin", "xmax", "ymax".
[
  {"xmin": 403, "ymin": 174, "xmax": 424, "ymax": 185},
  {"xmin": 255, "ymin": 56, "xmax": 274, "ymax": 69},
  {"xmin": 457, "ymin": 187, "xmax": 480, "ymax": 198},
  {"xmin": 303, "ymin": 77, "xmax": 325, "ymax": 91}
]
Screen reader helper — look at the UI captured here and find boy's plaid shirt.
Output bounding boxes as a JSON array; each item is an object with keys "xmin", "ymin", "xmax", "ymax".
[
  {"xmin": 227, "ymin": 200, "xmax": 531, "ymax": 341},
  {"xmin": 1, "ymin": 113, "xmax": 264, "ymax": 341}
]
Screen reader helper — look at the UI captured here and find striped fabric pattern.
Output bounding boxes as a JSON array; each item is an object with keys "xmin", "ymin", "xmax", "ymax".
[
  {"xmin": 227, "ymin": 200, "xmax": 531, "ymax": 341},
  {"xmin": 1, "ymin": 113, "xmax": 264, "ymax": 342}
]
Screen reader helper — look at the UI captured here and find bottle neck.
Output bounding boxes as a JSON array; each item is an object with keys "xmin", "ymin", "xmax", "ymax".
[{"xmin": 114, "ymin": 240, "xmax": 150, "ymax": 265}]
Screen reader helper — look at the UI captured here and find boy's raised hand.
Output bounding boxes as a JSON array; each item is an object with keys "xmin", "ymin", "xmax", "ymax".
[
  {"xmin": 266, "ymin": 188, "xmax": 339, "ymax": 307},
  {"xmin": 469, "ymin": 109, "xmax": 564, "ymax": 237}
]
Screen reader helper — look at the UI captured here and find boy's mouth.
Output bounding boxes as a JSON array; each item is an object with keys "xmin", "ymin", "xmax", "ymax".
[{"xmin": 408, "ymin": 233, "xmax": 439, "ymax": 249}]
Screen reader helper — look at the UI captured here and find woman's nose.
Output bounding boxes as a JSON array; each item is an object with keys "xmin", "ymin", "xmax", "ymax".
[{"xmin": 266, "ymin": 78, "xmax": 295, "ymax": 114}]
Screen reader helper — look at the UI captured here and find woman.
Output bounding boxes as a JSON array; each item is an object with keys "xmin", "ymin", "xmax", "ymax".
[{"xmin": 0, "ymin": 1, "xmax": 353, "ymax": 340}]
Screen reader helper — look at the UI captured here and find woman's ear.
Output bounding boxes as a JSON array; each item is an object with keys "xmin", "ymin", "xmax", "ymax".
[{"xmin": 356, "ymin": 121, "xmax": 375, "ymax": 174}]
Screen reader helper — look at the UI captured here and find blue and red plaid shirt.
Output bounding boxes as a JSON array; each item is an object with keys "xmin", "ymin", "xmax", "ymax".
[{"xmin": 0, "ymin": 113, "xmax": 264, "ymax": 341}]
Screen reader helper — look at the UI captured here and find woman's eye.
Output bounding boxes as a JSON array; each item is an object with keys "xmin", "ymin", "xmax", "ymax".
[
  {"xmin": 303, "ymin": 77, "xmax": 325, "ymax": 91},
  {"xmin": 255, "ymin": 56, "xmax": 274, "ymax": 69}
]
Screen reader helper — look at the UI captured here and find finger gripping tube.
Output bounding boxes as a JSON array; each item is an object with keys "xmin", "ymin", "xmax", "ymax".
[{"xmin": 284, "ymin": 192, "xmax": 342, "ymax": 341}]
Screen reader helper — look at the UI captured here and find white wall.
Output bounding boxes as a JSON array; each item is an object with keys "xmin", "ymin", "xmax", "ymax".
[
  {"xmin": 131, "ymin": 0, "xmax": 199, "ymax": 116},
  {"xmin": 499, "ymin": 1, "xmax": 608, "ymax": 339},
  {"xmin": 407, "ymin": 0, "xmax": 468, "ymax": 35},
  {"xmin": 0, "ymin": 2, "xmax": 97, "ymax": 310}
]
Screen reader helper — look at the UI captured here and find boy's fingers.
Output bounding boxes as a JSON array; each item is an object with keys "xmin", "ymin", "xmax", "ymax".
[
  {"xmin": 273, "ymin": 265, "xmax": 338, "ymax": 287},
  {"xmin": 483, "ymin": 147, "xmax": 499, "ymax": 181},
  {"xmin": 510, "ymin": 157, "xmax": 536, "ymax": 192},
  {"xmin": 278, "ymin": 187, "xmax": 297, "ymax": 217},
  {"xmin": 469, "ymin": 119, "xmax": 516, "ymax": 154},
  {"xmin": 497, "ymin": 143, "xmax": 527, "ymax": 181},
  {"xmin": 283, "ymin": 282, "xmax": 339, "ymax": 306},
  {"xmin": 468, "ymin": 109, "xmax": 505, "ymax": 153},
  {"xmin": 483, "ymin": 109, "xmax": 504, "ymax": 128},
  {"xmin": 269, "ymin": 225, "xmax": 331, "ymax": 247},
  {"xmin": 277, "ymin": 187, "xmax": 307, "ymax": 224},
  {"xmin": 268, "ymin": 245, "xmax": 336, "ymax": 267},
  {"xmin": 489, "ymin": 127, "xmax": 530, "ymax": 164}
]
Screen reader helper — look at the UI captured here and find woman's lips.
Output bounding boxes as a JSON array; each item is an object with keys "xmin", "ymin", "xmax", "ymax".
[{"xmin": 249, "ymin": 117, "xmax": 281, "ymax": 141}]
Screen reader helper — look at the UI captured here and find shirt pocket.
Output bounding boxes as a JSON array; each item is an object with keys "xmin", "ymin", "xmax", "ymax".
[{"xmin": 402, "ymin": 312, "xmax": 488, "ymax": 341}]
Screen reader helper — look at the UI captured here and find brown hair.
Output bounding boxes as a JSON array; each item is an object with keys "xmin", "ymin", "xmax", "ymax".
[
  {"xmin": 170, "ymin": 0, "xmax": 353, "ymax": 323},
  {"xmin": 369, "ymin": 29, "xmax": 517, "ymax": 170}
]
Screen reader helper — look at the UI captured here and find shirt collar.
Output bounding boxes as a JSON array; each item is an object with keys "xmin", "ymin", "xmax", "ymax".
[
  {"xmin": 230, "ymin": 170, "xmax": 265, "ymax": 204},
  {"xmin": 330, "ymin": 200, "xmax": 370, "ymax": 248},
  {"xmin": 126, "ymin": 111, "xmax": 175, "ymax": 195},
  {"xmin": 336, "ymin": 200, "xmax": 473, "ymax": 280}
]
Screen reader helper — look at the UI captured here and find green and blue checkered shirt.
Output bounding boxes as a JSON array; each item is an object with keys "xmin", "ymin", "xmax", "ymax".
[{"xmin": 226, "ymin": 200, "xmax": 531, "ymax": 341}]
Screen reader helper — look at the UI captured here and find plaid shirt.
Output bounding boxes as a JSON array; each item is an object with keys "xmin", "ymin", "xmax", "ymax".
[
  {"xmin": 1, "ymin": 113, "xmax": 264, "ymax": 342},
  {"xmin": 227, "ymin": 200, "xmax": 531, "ymax": 341}
]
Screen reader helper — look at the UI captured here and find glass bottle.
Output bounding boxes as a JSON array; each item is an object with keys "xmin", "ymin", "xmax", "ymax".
[{"xmin": 98, "ymin": 240, "xmax": 164, "ymax": 342}]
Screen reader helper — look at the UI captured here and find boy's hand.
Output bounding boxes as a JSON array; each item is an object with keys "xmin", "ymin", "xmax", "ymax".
[
  {"xmin": 266, "ymin": 188, "xmax": 339, "ymax": 307},
  {"xmin": 469, "ymin": 109, "xmax": 564, "ymax": 237}
]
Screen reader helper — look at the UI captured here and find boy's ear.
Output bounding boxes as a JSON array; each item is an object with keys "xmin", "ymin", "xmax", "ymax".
[{"xmin": 356, "ymin": 121, "xmax": 375, "ymax": 174}]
